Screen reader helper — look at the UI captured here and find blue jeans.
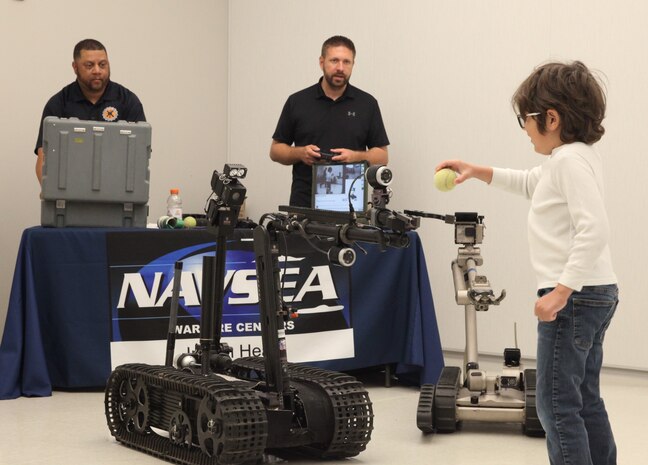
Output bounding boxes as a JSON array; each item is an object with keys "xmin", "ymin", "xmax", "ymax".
[{"xmin": 536, "ymin": 284, "xmax": 618, "ymax": 465}]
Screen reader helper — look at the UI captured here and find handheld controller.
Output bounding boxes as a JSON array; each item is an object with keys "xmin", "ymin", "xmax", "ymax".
[{"xmin": 317, "ymin": 151, "xmax": 336, "ymax": 161}]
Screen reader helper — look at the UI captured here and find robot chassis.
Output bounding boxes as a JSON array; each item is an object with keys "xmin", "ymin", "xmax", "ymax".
[
  {"xmin": 104, "ymin": 164, "xmax": 422, "ymax": 465},
  {"xmin": 414, "ymin": 212, "xmax": 544, "ymax": 437}
]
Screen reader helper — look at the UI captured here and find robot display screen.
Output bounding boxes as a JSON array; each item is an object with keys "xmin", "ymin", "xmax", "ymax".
[{"xmin": 311, "ymin": 162, "xmax": 367, "ymax": 212}]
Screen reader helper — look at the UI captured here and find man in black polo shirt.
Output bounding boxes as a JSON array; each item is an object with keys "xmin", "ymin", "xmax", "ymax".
[
  {"xmin": 270, "ymin": 35, "xmax": 389, "ymax": 207},
  {"xmin": 34, "ymin": 38, "xmax": 146, "ymax": 184}
]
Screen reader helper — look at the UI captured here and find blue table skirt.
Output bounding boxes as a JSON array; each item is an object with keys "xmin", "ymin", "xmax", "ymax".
[{"xmin": 0, "ymin": 227, "xmax": 443, "ymax": 399}]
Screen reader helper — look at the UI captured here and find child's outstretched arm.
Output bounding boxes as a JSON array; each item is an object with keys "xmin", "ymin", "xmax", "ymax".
[{"xmin": 435, "ymin": 160, "xmax": 494, "ymax": 185}]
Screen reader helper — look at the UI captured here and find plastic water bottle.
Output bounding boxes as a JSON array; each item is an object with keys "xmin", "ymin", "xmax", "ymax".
[{"xmin": 166, "ymin": 188, "xmax": 183, "ymax": 220}]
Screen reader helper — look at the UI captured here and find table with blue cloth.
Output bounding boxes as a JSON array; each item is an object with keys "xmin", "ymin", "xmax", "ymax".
[{"xmin": 0, "ymin": 226, "xmax": 443, "ymax": 400}]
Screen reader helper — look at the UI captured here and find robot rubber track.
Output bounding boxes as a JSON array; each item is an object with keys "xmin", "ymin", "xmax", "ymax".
[
  {"xmin": 105, "ymin": 359, "xmax": 373, "ymax": 465},
  {"xmin": 230, "ymin": 356, "xmax": 373, "ymax": 458},
  {"xmin": 105, "ymin": 363, "xmax": 268, "ymax": 465}
]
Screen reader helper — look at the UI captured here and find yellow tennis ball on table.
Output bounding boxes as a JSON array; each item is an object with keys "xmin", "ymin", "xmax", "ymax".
[
  {"xmin": 184, "ymin": 216, "xmax": 197, "ymax": 228},
  {"xmin": 434, "ymin": 168, "xmax": 457, "ymax": 192}
]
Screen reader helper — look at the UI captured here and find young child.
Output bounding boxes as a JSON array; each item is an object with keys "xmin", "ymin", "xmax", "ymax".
[{"xmin": 437, "ymin": 61, "xmax": 618, "ymax": 465}]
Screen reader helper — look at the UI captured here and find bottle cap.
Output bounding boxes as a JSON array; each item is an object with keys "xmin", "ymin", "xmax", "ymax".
[{"xmin": 170, "ymin": 188, "xmax": 179, "ymax": 195}]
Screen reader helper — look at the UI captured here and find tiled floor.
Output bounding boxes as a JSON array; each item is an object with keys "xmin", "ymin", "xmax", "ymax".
[{"xmin": 1, "ymin": 353, "xmax": 645, "ymax": 465}]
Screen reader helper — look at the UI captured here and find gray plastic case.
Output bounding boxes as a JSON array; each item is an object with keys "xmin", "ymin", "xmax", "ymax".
[{"xmin": 40, "ymin": 117, "xmax": 152, "ymax": 227}]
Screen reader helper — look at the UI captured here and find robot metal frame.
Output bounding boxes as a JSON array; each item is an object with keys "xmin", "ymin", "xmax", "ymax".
[
  {"xmin": 411, "ymin": 211, "xmax": 545, "ymax": 437},
  {"xmin": 104, "ymin": 163, "xmax": 421, "ymax": 465}
]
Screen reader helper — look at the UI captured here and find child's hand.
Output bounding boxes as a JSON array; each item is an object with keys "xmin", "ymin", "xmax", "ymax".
[
  {"xmin": 435, "ymin": 160, "xmax": 472, "ymax": 184},
  {"xmin": 534, "ymin": 285, "xmax": 573, "ymax": 322},
  {"xmin": 435, "ymin": 160, "xmax": 493, "ymax": 184}
]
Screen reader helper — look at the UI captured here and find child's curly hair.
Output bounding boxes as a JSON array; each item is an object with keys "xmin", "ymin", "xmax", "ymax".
[{"xmin": 512, "ymin": 61, "xmax": 606, "ymax": 144}]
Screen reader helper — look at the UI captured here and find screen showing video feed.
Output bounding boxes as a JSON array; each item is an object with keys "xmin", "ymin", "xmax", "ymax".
[{"xmin": 311, "ymin": 162, "xmax": 367, "ymax": 212}]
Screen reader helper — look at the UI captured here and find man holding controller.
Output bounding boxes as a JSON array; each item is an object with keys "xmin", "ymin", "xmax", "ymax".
[{"xmin": 270, "ymin": 35, "xmax": 389, "ymax": 207}]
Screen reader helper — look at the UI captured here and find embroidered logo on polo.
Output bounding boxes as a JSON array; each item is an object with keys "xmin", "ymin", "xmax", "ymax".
[
  {"xmin": 347, "ymin": 111, "xmax": 356, "ymax": 117},
  {"xmin": 102, "ymin": 106, "xmax": 118, "ymax": 121}
]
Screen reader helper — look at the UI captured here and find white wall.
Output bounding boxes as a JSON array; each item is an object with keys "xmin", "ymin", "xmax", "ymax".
[
  {"xmin": 0, "ymin": 0, "xmax": 229, "ymax": 335},
  {"xmin": 228, "ymin": 0, "xmax": 648, "ymax": 370}
]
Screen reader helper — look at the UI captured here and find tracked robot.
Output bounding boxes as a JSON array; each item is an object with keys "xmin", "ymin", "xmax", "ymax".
[
  {"xmin": 104, "ymin": 163, "xmax": 421, "ymax": 465},
  {"xmin": 413, "ymin": 211, "xmax": 544, "ymax": 436}
]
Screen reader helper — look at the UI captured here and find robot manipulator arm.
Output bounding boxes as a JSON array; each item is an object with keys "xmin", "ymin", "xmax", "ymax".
[
  {"xmin": 452, "ymin": 259, "xmax": 506, "ymax": 311},
  {"xmin": 452, "ymin": 213, "xmax": 505, "ymax": 308},
  {"xmin": 271, "ymin": 165, "xmax": 419, "ymax": 266},
  {"xmin": 467, "ymin": 280, "xmax": 507, "ymax": 311}
]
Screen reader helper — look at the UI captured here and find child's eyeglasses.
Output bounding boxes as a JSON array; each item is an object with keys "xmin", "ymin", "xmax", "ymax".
[{"xmin": 516, "ymin": 112, "xmax": 541, "ymax": 129}]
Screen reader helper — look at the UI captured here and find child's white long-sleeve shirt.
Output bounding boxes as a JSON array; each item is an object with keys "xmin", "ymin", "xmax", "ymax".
[{"xmin": 490, "ymin": 142, "xmax": 617, "ymax": 291}]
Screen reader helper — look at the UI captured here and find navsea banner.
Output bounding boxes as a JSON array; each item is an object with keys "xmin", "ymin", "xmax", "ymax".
[{"xmin": 106, "ymin": 229, "xmax": 354, "ymax": 368}]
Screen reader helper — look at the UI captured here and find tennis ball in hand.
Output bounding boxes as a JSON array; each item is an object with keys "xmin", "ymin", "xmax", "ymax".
[{"xmin": 434, "ymin": 168, "xmax": 457, "ymax": 192}]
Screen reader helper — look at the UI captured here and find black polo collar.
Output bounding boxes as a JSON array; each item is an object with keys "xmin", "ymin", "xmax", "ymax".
[
  {"xmin": 315, "ymin": 76, "xmax": 356, "ymax": 101},
  {"xmin": 70, "ymin": 80, "xmax": 116, "ymax": 104}
]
